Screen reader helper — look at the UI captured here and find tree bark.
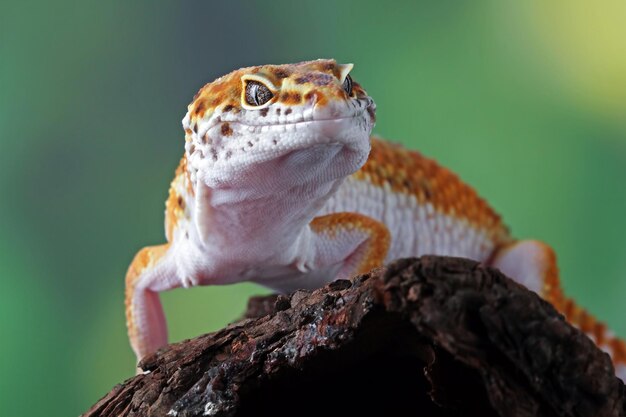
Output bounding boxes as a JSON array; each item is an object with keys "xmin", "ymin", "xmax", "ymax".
[{"xmin": 83, "ymin": 256, "xmax": 625, "ymax": 417}]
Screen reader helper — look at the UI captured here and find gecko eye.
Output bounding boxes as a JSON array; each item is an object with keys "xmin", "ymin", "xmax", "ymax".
[
  {"xmin": 245, "ymin": 81, "xmax": 273, "ymax": 106},
  {"xmin": 342, "ymin": 74, "xmax": 353, "ymax": 96}
]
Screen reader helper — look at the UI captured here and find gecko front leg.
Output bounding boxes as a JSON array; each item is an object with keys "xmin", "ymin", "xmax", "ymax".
[
  {"xmin": 125, "ymin": 244, "xmax": 179, "ymax": 364},
  {"xmin": 310, "ymin": 212, "xmax": 391, "ymax": 280}
]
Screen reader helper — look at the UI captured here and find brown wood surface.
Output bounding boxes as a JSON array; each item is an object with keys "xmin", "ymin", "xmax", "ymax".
[{"xmin": 83, "ymin": 256, "xmax": 625, "ymax": 417}]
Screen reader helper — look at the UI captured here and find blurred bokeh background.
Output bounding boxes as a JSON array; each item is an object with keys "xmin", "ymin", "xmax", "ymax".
[{"xmin": 2, "ymin": 1, "xmax": 625, "ymax": 415}]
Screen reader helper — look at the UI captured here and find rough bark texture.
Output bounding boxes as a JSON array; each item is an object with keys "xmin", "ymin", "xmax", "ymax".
[{"xmin": 83, "ymin": 256, "xmax": 625, "ymax": 417}]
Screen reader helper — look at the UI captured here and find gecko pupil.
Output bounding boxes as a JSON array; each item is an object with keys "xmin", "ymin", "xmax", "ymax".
[
  {"xmin": 342, "ymin": 74, "xmax": 353, "ymax": 96},
  {"xmin": 245, "ymin": 81, "xmax": 273, "ymax": 106}
]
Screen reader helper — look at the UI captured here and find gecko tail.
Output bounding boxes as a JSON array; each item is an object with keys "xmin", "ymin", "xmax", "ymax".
[
  {"xmin": 491, "ymin": 239, "xmax": 626, "ymax": 381},
  {"xmin": 557, "ymin": 295, "xmax": 626, "ymax": 381}
]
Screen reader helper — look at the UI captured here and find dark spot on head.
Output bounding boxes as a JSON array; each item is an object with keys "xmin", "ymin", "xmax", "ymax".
[
  {"xmin": 177, "ymin": 196, "xmax": 184, "ymax": 208},
  {"xmin": 272, "ymin": 139, "xmax": 278, "ymax": 145},
  {"xmin": 194, "ymin": 101, "xmax": 206, "ymax": 117},
  {"xmin": 202, "ymin": 133, "xmax": 210, "ymax": 144},
  {"xmin": 185, "ymin": 231, "xmax": 189, "ymax": 239},
  {"xmin": 280, "ymin": 92, "xmax": 302, "ymax": 104},
  {"xmin": 192, "ymin": 123, "xmax": 198, "ymax": 134},
  {"xmin": 260, "ymin": 107, "xmax": 269, "ymax": 117},
  {"xmin": 285, "ymin": 108, "xmax": 292, "ymax": 115},
  {"xmin": 211, "ymin": 148, "xmax": 218, "ymax": 161},
  {"xmin": 295, "ymin": 75, "xmax": 312, "ymax": 84},
  {"xmin": 221, "ymin": 122, "xmax": 233, "ymax": 136},
  {"xmin": 296, "ymin": 73, "xmax": 333, "ymax": 86},
  {"xmin": 189, "ymin": 144, "xmax": 196, "ymax": 154},
  {"xmin": 225, "ymin": 150, "xmax": 232, "ymax": 160},
  {"xmin": 276, "ymin": 108, "xmax": 281, "ymax": 115},
  {"xmin": 223, "ymin": 104, "xmax": 234, "ymax": 112},
  {"xmin": 247, "ymin": 141, "xmax": 253, "ymax": 147},
  {"xmin": 315, "ymin": 73, "xmax": 334, "ymax": 86},
  {"xmin": 273, "ymin": 68, "xmax": 290, "ymax": 79}
]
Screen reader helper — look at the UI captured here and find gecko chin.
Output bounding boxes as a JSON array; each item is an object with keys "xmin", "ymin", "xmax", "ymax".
[{"xmin": 191, "ymin": 111, "xmax": 373, "ymax": 191}]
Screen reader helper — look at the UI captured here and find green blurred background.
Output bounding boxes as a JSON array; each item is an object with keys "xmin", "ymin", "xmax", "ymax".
[{"xmin": 2, "ymin": 1, "xmax": 625, "ymax": 415}]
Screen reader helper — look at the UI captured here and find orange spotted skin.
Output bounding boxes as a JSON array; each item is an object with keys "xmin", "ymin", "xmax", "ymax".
[
  {"xmin": 311, "ymin": 212, "xmax": 391, "ymax": 276},
  {"xmin": 165, "ymin": 156, "xmax": 193, "ymax": 242},
  {"xmin": 356, "ymin": 137, "xmax": 511, "ymax": 245}
]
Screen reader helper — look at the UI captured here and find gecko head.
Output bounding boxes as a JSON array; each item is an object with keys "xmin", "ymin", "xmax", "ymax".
[{"xmin": 182, "ymin": 59, "xmax": 376, "ymax": 192}]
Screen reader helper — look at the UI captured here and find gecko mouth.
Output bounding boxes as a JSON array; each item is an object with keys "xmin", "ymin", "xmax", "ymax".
[{"xmin": 230, "ymin": 113, "xmax": 367, "ymax": 128}]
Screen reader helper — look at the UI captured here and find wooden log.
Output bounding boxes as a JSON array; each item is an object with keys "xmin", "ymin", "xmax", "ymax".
[{"xmin": 83, "ymin": 256, "xmax": 625, "ymax": 417}]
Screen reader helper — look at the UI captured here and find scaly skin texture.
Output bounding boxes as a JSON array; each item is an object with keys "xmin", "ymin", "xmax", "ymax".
[{"xmin": 125, "ymin": 60, "xmax": 625, "ymax": 379}]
